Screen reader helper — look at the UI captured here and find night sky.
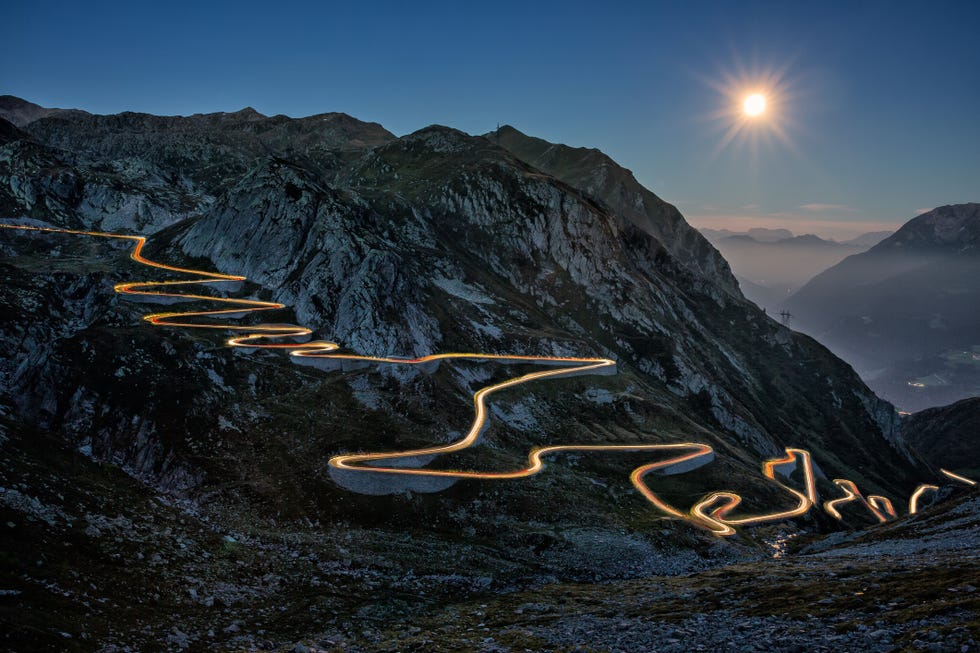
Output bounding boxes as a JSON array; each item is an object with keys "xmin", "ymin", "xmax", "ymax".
[{"xmin": 3, "ymin": 0, "xmax": 978, "ymax": 238}]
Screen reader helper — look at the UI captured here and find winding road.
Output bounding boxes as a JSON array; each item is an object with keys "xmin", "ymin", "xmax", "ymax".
[{"xmin": 2, "ymin": 223, "xmax": 974, "ymax": 535}]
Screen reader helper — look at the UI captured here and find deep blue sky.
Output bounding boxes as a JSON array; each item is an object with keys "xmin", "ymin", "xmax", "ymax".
[{"xmin": 3, "ymin": 1, "xmax": 978, "ymax": 238}]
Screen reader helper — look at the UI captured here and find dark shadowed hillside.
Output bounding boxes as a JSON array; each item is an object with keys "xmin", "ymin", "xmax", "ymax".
[{"xmin": 901, "ymin": 397, "xmax": 980, "ymax": 477}]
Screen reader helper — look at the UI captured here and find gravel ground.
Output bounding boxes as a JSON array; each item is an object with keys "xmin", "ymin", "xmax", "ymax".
[{"xmin": 311, "ymin": 492, "xmax": 980, "ymax": 653}]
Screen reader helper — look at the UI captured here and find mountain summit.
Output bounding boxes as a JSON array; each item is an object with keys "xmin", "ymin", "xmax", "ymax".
[
  {"xmin": 875, "ymin": 203, "xmax": 980, "ymax": 251},
  {"xmin": 491, "ymin": 124, "xmax": 737, "ymax": 293}
]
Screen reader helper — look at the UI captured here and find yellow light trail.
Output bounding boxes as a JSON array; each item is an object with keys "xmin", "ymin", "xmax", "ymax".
[
  {"xmin": 908, "ymin": 484, "xmax": 939, "ymax": 514},
  {"xmin": 908, "ymin": 470, "xmax": 974, "ymax": 515},
  {"xmin": 823, "ymin": 479, "xmax": 890, "ymax": 523},
  {"xmin": 686, "ymin": 448, "xmax": 817, "ymax": 536},
  {"xmin": 1, "ymin": 223, "xmax": 966, "ymax": 536},
  {"xmin": 941, "ymin": 469, "xmax": 976, "ymax": 486},
  {"xmin": 868, "ymin": 495, "xmax": 897, "ymax": 519}
]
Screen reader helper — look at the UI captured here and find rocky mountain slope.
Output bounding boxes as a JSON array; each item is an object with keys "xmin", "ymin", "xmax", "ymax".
[
  {"xmin": 844, "ymin": 230, "xmax": 894, "ymax": 247},
  {"xmin": 4, "ymin": 408, "xmax": 973, "ymax": 651},
  {"xmin": 0, "ymin": 96, "xmax": 957, "ymax": 649},
  {"xmin": 491, "ymin": 125, "xmax": 737, "ymax": 293},
  {"xmin": 170, "ymin": 120, "xmax": 923, "ymax": 488},
  {"xmin": 784, "ymin": 203, "xmax": 980, "ymax": 411},
  {"xmin": 0, "ymin": 95, "xmax": 394, "ymax": 234}
]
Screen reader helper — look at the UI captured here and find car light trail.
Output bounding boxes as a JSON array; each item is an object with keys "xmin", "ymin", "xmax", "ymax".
[
  {"xmin": 868, "ymin": 495, "xmax": 897, "ymax": 519},
  {"xmin": 941, "ymin": 469, "xmax": 976, "ymax": 486},
  {"xmin": 823, "ymin": 479, "xmax": 891, "ymax": 523},
  {"xmin": 1, "ymin": 223, "xmax": 968, "ymax": 536},
  {"xmin": 908, "ymin": 484, "xmax": 939, "ymax": 514},
  {"xmin": 686, "ymin": 448, "xmax": 817, "ymax": 536}
]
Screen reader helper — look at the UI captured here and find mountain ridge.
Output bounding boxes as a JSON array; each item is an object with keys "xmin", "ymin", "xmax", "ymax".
[
  {"xmin": 0, "ymin": 94, "xmax": 91, "ymax": 126},
  {"xmin": 491, "ymin": 124, "xmax": 738, "ymax": 294}
]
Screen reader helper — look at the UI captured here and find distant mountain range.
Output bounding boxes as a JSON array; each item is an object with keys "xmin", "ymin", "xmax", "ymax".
[
  {"xmin": 700, "ymin": 227, "xmax": 794, "ymax": 243},
  {"xmin": 698, "ymin": 227, "xmax": 893, "ymax": 312},
  {"xmin": 699, "ymin": 227, "xmax": 892, "ymax": 248},
  {"xmin": 784, "ymin": 203, "xmax": 980, "ymax": 411}
]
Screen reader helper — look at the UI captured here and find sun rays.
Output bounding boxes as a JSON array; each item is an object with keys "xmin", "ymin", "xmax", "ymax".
[{"xmin": 698, "ymin": 58, "xmax": 803, "ymax": 163}]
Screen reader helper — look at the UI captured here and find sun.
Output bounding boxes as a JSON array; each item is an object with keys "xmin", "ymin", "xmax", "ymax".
[
  {"xmin": 743, "ymin": 93, "xmax": 766, "ymax": 116},
  {"xmin": 698, "ymin": 60, "xmax": 801, "ymax": 160}
]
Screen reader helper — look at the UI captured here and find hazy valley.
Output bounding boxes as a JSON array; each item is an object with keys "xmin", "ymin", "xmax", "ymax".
[
  {"xmin": 781, "ymin": 204, "xmax": 980, "ymax": 413},
  {"xmin": 699, "ymin": 227, "xmax": 892, "ymax": 314}
]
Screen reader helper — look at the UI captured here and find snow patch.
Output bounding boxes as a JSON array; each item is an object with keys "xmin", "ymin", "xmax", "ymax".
[
  {"xmin": 470, "ymin": 320, "xmax": 503, "ymax": 339},
  {"xmin": 432, "ymin": 276, "xmax": 495, "ymax": 305},
  {"xmin": 491, "ymin": 399, "xmax": 539, "ymax": 431}
]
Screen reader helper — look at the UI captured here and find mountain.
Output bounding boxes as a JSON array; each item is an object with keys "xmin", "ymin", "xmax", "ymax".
[
  {"xmin": 784, "ymin": 203, "xmax": 980, "ymax": 411},
  {"xmin": 843, "ymin": 230, "xmax": 893, "ymax": 247},
  {"xmin": 701, "ymin": 228, "xmax": 894, "ymax": 249},
  {"xmin": 901, "ymin": 397, "xmax": 980, "ymax": 477},
  {"xmin": 0, "ymin": 94, "xmax": 89, "ymax": 126},
  {"xmin": 0, "ymin": 96, "xmax": 940, "ymax": 648},
  {"xmin": 747, "ymin": 227, "xmax": 794, "ymax": 242},
  {"xmin": 777, "ymin": 234, "xmax": 838, "ymax": 247},
  {"xmin": 699, "ymin": 227, "xmax": 793, "ymax": 244},
  {"xmin": 0, "ymin": 94, "xmax": 395, "ymax": 232},
  {"xmin": 490, "ymin": 125, "xmax": 737, "ymax": 293}
]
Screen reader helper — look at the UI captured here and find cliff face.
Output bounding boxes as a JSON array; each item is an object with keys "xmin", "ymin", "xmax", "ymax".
[{"xmin": 492, "ymin": 124, "xmax": 738, "ymax": 293}]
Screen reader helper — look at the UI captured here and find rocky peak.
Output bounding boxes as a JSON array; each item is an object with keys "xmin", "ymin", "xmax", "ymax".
[
  {"xmin": 226, "ymin": 106, "xmax": 265, "ymax": 120},
  {"xmin": 0, "ymin": 94, "xmax": 89, "ymax": 127},
  {"xmin": 0, "ymin": 116, "xmax": 28, "ymax": 144},
  {"xmin": 873, "ymin": 203, "xmax": 980, "ymax": 253},
  {"xmin": 490, "ymin": 125, "xmax": 739, "ymax": 294},
  {"xmin": 401, "ymin": 124, "xmax": 489, "ymax": 153}
]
